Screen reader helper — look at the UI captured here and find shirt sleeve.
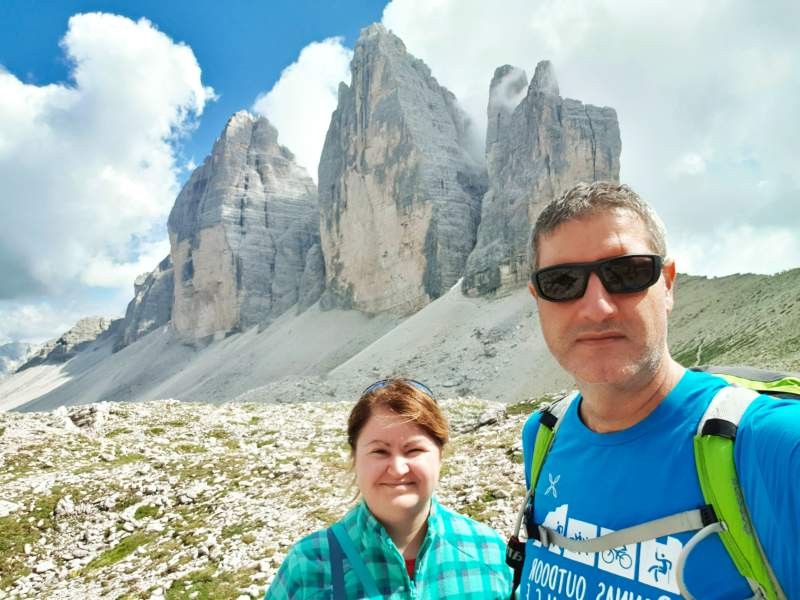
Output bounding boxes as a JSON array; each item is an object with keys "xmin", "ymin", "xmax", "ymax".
[{"xmin": 736, "ymin": 395, "xmax": 800, "ymax": 596}]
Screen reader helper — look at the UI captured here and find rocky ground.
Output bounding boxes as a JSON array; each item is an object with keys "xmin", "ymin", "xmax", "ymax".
[{"xmin": 0, "ymin": 394, "xmax": 552, "ymax": 599}]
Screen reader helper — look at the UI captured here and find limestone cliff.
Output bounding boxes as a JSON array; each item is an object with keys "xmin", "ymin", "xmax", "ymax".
[
  {"xmin": 318, "ymin": 24, "xmax": 486, "ymax": 314},
  {"xmin": 18, "ymin": 317, "xmax": 116, "ymax": 370},
  {"xmin": 114, "ymin": 255, "xmax": 174, "ymax": 352},
  {"xmin": 167, "ymin": 112, "xmax": 322, "ymax": 341},
  {"xmin": 464, "ymin": 61, "xmax": 621, "ymax": 295}
]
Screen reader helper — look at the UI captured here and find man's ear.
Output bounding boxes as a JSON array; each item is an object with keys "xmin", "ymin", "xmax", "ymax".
[
  {"xmin": 663, "ymin": 258, "xmax": 676, "ymax": 313},
  {"xmin": 528, "ymin": 280, "xmax": 538, "ymax": 299}
]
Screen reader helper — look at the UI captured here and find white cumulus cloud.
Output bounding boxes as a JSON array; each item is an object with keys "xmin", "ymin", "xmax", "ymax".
[
  {"xmin": 0, "ymin": 12, "xmax": 213, "ymax": 341},
  {"xmin": 0, "ymin": 302, "xmax": 82, "ymax": 345},
  {"xmin": 671, "ymin": 226, "xmax": 800, "ymax": 277},
  {"xmin": 252, "ymin": 37, "xmax": 353, "ymax": 181}
]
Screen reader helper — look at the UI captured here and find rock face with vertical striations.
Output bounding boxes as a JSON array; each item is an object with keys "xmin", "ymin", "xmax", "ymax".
[
  {"xmin": 114, "ymin": 255, "xmax": 174, "ymax": 352},
  {"xmin": 318, "ymin": 24, "xmax": 486, "ymax": 315},
  {"xmin": 463, "ymin": 61, "xmax": 621, "ymax": 295},
  {"xmin": 167, "ymin": 111, "xmax": 322, "ymax": 341}
]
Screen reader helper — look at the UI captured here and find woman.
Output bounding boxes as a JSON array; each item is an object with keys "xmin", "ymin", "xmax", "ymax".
[{"xmin": 265, "ymin": 378, "xmax": 512, "ymax": 599}]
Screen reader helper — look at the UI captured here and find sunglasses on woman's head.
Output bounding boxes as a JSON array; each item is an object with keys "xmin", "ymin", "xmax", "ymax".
[
  {"xmin": 361, "ymin": 378, "xmax": 436, "ymax": 402},
  {"xmin": 531, "ymin": 254, "xmax": 663, "ymax": 302}
]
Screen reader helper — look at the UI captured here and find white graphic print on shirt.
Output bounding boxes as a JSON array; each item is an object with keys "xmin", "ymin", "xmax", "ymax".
[{"xmin": 525, "ymin": 504, "xmax": 682, "ymax": 600}]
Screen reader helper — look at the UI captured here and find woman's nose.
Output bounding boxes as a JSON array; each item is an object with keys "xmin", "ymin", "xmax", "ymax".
[{"xmin": 387, "ymin": 454, "xmax": 410, "ymax": 476}]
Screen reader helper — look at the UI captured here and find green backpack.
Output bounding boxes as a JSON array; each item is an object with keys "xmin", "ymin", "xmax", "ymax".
[{"xmin": 506, "ymin": 366, "xmax": 800, "ymax": 600}]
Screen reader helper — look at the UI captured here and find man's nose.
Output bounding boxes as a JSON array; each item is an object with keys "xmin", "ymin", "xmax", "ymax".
[{"xmin": 576, "ymin": 273, "xmax": 617, "ymax": 321}]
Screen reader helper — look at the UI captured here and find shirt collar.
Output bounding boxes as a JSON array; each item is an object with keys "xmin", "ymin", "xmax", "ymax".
[{"xmin": 353, "ymin": 496, "xmax": 445, "ymax": 548}]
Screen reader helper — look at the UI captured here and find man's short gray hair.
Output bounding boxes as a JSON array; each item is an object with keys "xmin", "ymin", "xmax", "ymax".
[{"xmin": 529, "ymin": 181, "xmax": 668, "ymax": 271}]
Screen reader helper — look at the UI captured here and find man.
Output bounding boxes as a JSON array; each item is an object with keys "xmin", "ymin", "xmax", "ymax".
[{"xmin": 518, "ymin": 182, "xmax": 799, "ymax": 599}]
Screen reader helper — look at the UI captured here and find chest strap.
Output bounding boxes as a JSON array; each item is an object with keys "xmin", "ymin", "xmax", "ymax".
[
  {"xmin": 328, "ymin": 522, "xmax": 382, "ymax": 599},
  {"xmin": 530, "ymin": 506, "xmax": 717, "ymax": 554}
]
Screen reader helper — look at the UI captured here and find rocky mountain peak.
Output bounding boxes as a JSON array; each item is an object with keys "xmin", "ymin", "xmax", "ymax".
[
  {"xmin": 167, "ymin": 112, "xmax": 322, "ymax": 342},
  {"xmin": 360, "ymin": 22, "xmax": 390, "ymax": 39},
  {"xmin": 487, "ymin": 65, "xmax": 529, "ymax": 165},
  {"xmin": 318, "ymin": 23, "xmax": 486, "ymax": 315},
  {"xmin": 464, "ymin": 60, "xmax": 620, "ymax": 295},
  {"xmin": 530, "ymin": 59, "xmax": 559, "ymax": 96},
  {"xmin": 18, "ymin": 317, "xmax": 116, "ymax": 370},
  {"xmin": 115, "ymin": 255, "xmax": 174, "ymax": 352}
]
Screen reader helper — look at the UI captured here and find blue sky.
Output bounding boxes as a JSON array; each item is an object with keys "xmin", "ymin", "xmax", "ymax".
[
  {"xmin": 1, "ymin": 0, "xmax": 798, "ymax": 344},
  {"xmin": 0, "ymin": 0, "xmax": 385, "ymax": 178}
]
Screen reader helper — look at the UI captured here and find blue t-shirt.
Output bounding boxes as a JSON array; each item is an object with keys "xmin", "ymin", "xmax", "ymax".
[{"xmin": 519, "ymin": 369, "xmax": 800, "ymax": 600}]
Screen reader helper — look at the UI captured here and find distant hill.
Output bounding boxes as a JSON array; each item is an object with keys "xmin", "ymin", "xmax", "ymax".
[{"xmin": 670, "ymin": 270, "xmax": 800, "ymax": 371}]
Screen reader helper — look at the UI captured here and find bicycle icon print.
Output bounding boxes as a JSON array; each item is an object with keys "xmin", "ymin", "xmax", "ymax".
[
  {"xmin": 599, "ymin": 546, "xmax": 673, "ymax": 581},
  {"xmin": 601, "ymin": 546, "xmax": 633, "ymax": 570}
]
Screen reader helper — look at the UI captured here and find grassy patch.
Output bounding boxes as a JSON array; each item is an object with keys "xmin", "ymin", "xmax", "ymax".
[
  {"xmin": 134, "ymin": 505, "xmax": 160, "ymax": 520},
  {"xmin": 106, "ymin": 427, "xmax": 132, "ymax": 438},
  {"xmin": 306, "ymin": 507, "xmax": 339, "ymax": 526},
  {"xmin": 176, "ymin": 443, "xmax": 206, "ymax": 454},
  {"xmin": 165, "ymin": 565, "xmax": 258, "ymax": 600},
  {"xmin": 220, "ymin": 520, "xmax": 264, "ymax": 541},
  {"xmin": 505, "ymin": 396, "xmax": 551, "ymax": 416},
  {"xmin": 111, "ymin": 453, "xmax": 147, "ymax": 466},
  {"xmin": 173, "ymin": 503, "xmax": 215, "ymax": 537},
  {"xmin": 0, "ymin": 425, "xmax": 6, "ymax": 437},
  {"xmin": 147, "ymin": 426, "xmax": 166, "ymax": 435},
  {"xmin": 0, "ymin": 487, "xmax": 65, "ymax": 587},
  {"xmin": 146, "ymin": 537, "xmax": 183, "ymax": 563},
  {"xmin": 84, "ymin": 532, "xmax": 155, "ymax": 571},
  {"xmin": 460, "ymin": 490, "xmax": 499, "ymax": 522},
  {"xmin": 114, "ymin": 491, "xmax": 143, "ymax": 512}
]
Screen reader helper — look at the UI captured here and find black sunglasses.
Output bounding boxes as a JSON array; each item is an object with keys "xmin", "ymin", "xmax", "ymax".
[
  {"xmin": 361, "ymin": 378, "xmax": 436, "ymax": 402},
  {"xmin": 531, "ymin": 254, "xmax": 663, "ymax": 302}
]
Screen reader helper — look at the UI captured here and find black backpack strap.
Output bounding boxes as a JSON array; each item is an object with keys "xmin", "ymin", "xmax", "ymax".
[{"xmin": 327, "ymin": 527, "xmax": 345, "ymax": 600}]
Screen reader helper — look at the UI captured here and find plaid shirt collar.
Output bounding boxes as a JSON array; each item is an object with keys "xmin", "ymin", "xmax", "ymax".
[{"xmin": 353, "ymin": 496, "xmax": 445, "ymax": 553}]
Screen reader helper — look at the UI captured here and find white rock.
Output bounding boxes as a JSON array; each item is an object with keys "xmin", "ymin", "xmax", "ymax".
[
  {"xmin": 34, "ymin": 560, "xmax": 55, "ymax": 574},
  {"xmin": 0, "ymin": 500, "xmax": 21, "ymax": 518}
]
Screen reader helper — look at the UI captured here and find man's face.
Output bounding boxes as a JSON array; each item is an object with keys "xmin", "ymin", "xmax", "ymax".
[{"xmin": 529, "ymin": 209, "xmax": 676, "ymax": 388}]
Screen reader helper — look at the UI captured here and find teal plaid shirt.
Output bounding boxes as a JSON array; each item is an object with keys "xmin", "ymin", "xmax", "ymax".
[{"xmin": 264, "ymin": 497, "xmax": 512, "ymax": 599}]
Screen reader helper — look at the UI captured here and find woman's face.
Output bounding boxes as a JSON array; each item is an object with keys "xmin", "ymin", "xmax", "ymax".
[{"xmin": 354, "ymin": 406, "xmax": 442, "ymax": 524}]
